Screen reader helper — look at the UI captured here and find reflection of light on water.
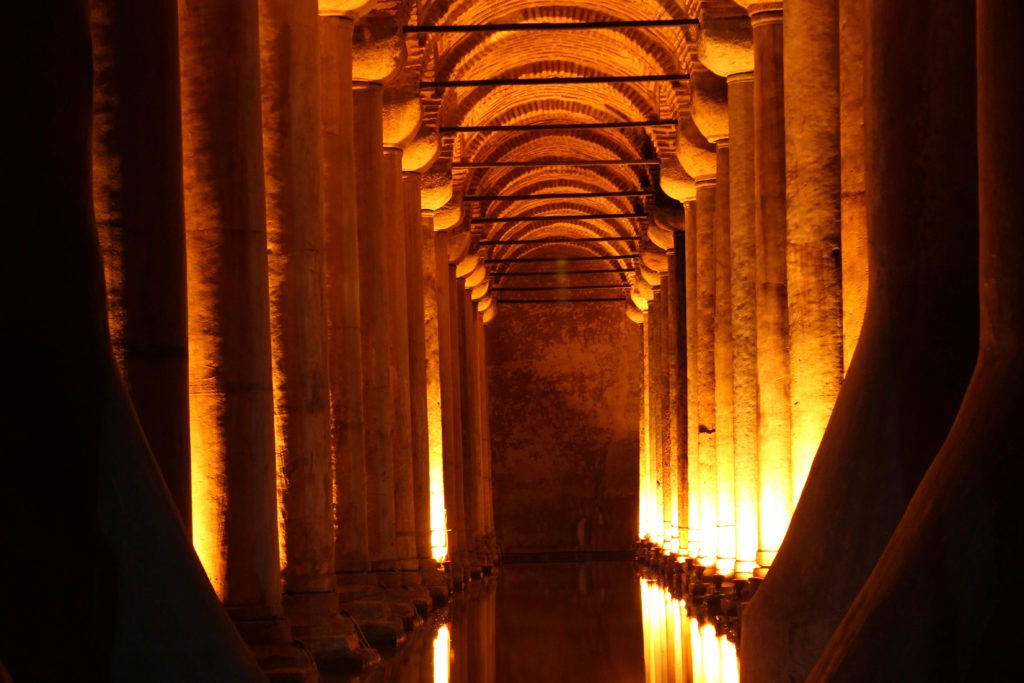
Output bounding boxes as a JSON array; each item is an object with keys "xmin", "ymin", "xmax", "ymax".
[
  {"xmin": 433, "ymin": 624, "xmax": 451, "ymax": 683},
  {"xmin": 641, "ymin": 579, "xmax": 739, "ymax": 682}
]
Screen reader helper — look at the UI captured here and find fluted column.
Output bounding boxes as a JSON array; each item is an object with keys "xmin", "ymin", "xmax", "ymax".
[
  {"xmin": 90, "ymin": 0, "xmax": 191, "ymax": 527},
  {"xmin": 784, "ymin": 0, "xmax": 845, "ymax": 503},
  {"xmin": 742, "ymin": 0, "xmax": 979, "ymax": 679},
  {"xmin": 749, "ymin": 3, "xmax": 791, "ymax": 571},
  {"xmin": 179, "ymin": 0, "xmax": 314, "ymax": 675},
  {"xmin": 695, "ymin": 180, "xmax": 718, "ymax": 568}
]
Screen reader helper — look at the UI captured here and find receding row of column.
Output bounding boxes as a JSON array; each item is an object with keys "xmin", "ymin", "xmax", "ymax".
[
  {"xmin": 635, "ymin": 0, "xmax": 868, "ymax": 580},
  {"xmin": 88, "ymin": 1, "xmax": 498, "ymax": 679}
]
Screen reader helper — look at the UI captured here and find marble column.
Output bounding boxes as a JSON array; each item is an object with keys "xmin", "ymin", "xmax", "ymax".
[
  {"xmin": 404, "ymin": 173, "xmax": 449, "ymax": 603},
  {"xmin": 639, "ymin": 307, "xmax": 652, "ymax": 543},
  {"xmin": 683, "ymin": 202, "xmax": 701, "ymax": 559},
  {"xmin": 259, "ymin": 0, "xmax": 373, "ymax": 669},
  {"xmin": 694, "ymin": 180, "xmax": 718, "ymax": 568},
  {"xmin": 660, "ymin": 270, "xmax": 680, "ymax": 556},
  {"xmin": 742, "ymin": 0, "xmax": 979, "ymax": 679},
  {"xmin": 749, "ymin": 3, "xmax": 791, "ymax": 572},
  {"xmin": 712, "ymin": 143, "xmax": 736, "ymax": 575},
  {"xmin": 839, "ymin": 0, "xmax": 869, "ymax": 373},
  {"xmin": 90, "ymin": 0, "xmax": 191, "ymax": 527},
  {"xmin": 460, "ymin": 284, "xmax": 486, "ymax": 571},
  {"xmin": 784, "ymin": 0, "xmax": 845, "ymax": 503},
  {"xmin": 2, "ymin": 4, "xmax": 263, "ymax": 679},
  {"xmin": 178, "ymin": 0, "xmax": 314, "ymax": 677},
  {"xmin": 649, "ymin": 292, "xmax": 665, "ymax": 549},
  {"xmin": 669, "ymin": 230, "xmax": 689, "ymax": 556},
  {"xmin": 698, "ymin": 11, "xmax": 759, "ymax": 577},
  {"xmin": 810, "ymin": 4, "xmax": 1024, "ymax": 676}
]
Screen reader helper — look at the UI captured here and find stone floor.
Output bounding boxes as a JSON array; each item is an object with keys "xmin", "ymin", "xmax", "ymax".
[{"xmin": 342, "ymin": 561, "xmax": 738, "ymax": 683}]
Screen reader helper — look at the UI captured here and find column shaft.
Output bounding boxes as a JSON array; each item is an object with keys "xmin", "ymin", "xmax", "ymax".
[
  {"xmin": 640, "ymin": 310, "xmax": 653, "ymax": 542},
  {"xmin": 728, "ymin": 73, "xmax": 759, "ymax": 576},
  {"xmin": 839, "ymin": 0, "xmax": 869, "ymax": 373},
  {"xmin": 90, "ymin": 0, "xmax": 191, "ymax": 527},
  {"xmin": 319, "ymin": 16, "xmax": 370, "ymax": 578},
  {"xmin": 670, "ymin": 231, "xmax": 689, "ymax": 556},
  {"xmin": 382, "ymin": 148, "xmax": 418, "ymax": 580},
  {"xmin": 460, "ymin": 287, "xmax": 485, "ymax": 567},
  {"xmin": 695, "ymin": 182, "xmax": 718, "ymax": 566},
  {"xmin": 713, "ymin": 143, "xmax": 736, "ymax": 573},
  {"xmin": 784, "ymin": 0, "xmax": 845, "ymax": 501},
  {"xmin": 650, "ymin": 295, "xmax": 665, "ymax": 548},
  {"xmin": 684, "ymin": 202, "xmax": 701, "ymax": 559},
  {"xmin": 751, "ymin": 9, "xmax": 792, "ymax": 570},
  {"xmin": 352, "ymin": 84, "xmax": 398, "ymax": 575}
]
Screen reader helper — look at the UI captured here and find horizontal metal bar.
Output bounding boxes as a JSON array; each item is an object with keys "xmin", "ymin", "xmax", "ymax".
[
  {"xmin": 472, "ymin": 212, "xmax": 644, "ymax": 224},
  {"xmin": 494, "ymin": 284, "xmax": 629, "ymax": 291},
  {"xmin": 465, "ymin": 190, "xmax": 653, "ymax": 202},
  {"xmin": 486, "ymin": 254, "xmax": 637, "ymax": 263},
  {"xmin": 495, "ymin": 267, "xmax": 634, "ymax": 277},
  {"xmin": 404, "ymin": 20, "xmax": 699, "ymax": 34},
  {"xmin": 441, "ymin": 119, "xmax": 676, "ymax": 133},
  {"xmin": 422, "ymin": 74, "xmax": 688, "ymax": 88},
  {"xmin": 497, "ymin": 297, "xmax": 625, "ymax": 304},
  {"xmin": 453, "ymin": 159, "xmax": 658, "ymax": 169},
  {"xmin": 481, "ymin": 236, "xmax": 638, "ymax": 245}
]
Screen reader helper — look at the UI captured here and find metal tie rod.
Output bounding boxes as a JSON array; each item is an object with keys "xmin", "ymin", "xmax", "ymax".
[
  {"xmin": 404, "ymin": 19, "xmax": 699, "ymax": 33},
  {"xmin": 422, "ymin": 74, "xmax": 687, "ymax": 88},
  {"xmin": 496, "ymin": 267, "xmax": 633, "ymax": 276},
  {"xmin": 497, "ymin": 297, "xmax": 626, "ymax": 304},
  {"xmin": 453, "ymin": 159, "xmax": 659, "ymax": 169},
  {"xmin": 481, "ymin": 236, "xmax": 638, "ymax": 245},
  {"xmin": 471, "ymin": 212, "xmax": 644, "ymax": 224},
  {"xmin": 494, "ymin": 284, "xmax": 630, "ymax": 291},
  {"xmin": 442, "ymin": 119, "xmax": 676, "ymax": 133},
  {"xmin": 465, "ymin": 190, "xmax": 652, "ymax": 201},
  {"xmin": 486, "ymin": 254, "xmax": 637, "ymax": 263}
]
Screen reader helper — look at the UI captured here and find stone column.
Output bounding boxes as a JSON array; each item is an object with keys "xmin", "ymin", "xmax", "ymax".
[
  {"xmin": 742, "ymin": 1, "xmax": 979, "ymax": 679},
  {"xmin": 784, "ymin": 0, "xmax": 845, "ymax": 503},
  {"xmin": 648, "ymin": 291, "xmax": 664, "ymax": 549},
  {"xmin": 683, "ymin": 202, "xmax": 701, "ymax": 559},
  {"xmin": 639, "ymin": 306, "xmax": 652, "ymax": 543},
  {"xmin": 3, "ymin": 4, "xmax": 263, "ymax": 679},
  {"xmin": 810, "ymin": 5, "xmax": 1024, "ymax": 676},
  {"xmin": 178, "ymin": 0, "xmax": 314, "ymax": 677},
  {"xmin": 694, "ymin": 180, "xmax": 718, "ymax": 568},
  {"xmin": 839, "ymin": 0, "xmax": 868, "ymax": 373},
  {"xmin": 259, "ymin": 0, "xmax": 374, "ymax": 669},
  {"xmin": 477, "ymin": 313, "xmax": 500, "ymax": 565},
  {"xmin": 669, "ymin": 229, "xmax": 689, "ymax": 556},
  {"xmin": 699, "ymin": 11, "xmax": 759, "ymax": 577},
  {"xmin": 450, "ymin": 257, "xmax": 479, "ymax": 576},
  {"xmin": 749, "ymin": 2, "xmax": 791, "ymax": 572},
  {"xmin": 90, "ymin": 0, "xmax": 191, "ymax": 527},
  {"xmin": 460, "ymin": 283, "xmax": 486, "ymax": 571},
  {"xmin": 404, "ymin": 171, "xmax": 449, "ymax": 604},
  {"xmin": 660, "ymin": 271, "xmax": 680, "ymax": 556}
]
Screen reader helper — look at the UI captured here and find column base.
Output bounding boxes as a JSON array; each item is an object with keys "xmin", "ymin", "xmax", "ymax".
[
  {"xmin": 232, "ymin": 616, "xmax": 318, "ymax": 683},
  {"xmin": 419, "ymin": 558, "xmax": 450, "ymax": 606},
  {"xmin": 282, "ymin": 591, "xmax": 380, "ymax": 674}
]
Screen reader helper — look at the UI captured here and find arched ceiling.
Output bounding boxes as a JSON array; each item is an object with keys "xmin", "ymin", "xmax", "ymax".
[{"xmin": 395, "ymin": 1, "xmax": 701, "ymax": 309}]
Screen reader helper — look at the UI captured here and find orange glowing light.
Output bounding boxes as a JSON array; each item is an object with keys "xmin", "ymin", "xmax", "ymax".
[{"xmin": 433, "ymin": 624, "xmax": 451, "ymax": 683}]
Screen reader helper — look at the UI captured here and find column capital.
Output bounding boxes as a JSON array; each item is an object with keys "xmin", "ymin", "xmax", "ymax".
[
  {"xmin": 421, "ymin": 169, "xmax": 454, "ymax": 212},
  {"xmin": 352, "ymin": 10, "xmax": 405, "ymax": 84},
  {"xmin": 697, "ymin": 14, "xmax": 754, "ymax": 78}
]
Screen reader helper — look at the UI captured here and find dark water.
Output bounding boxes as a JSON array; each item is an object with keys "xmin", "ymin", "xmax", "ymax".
[{"xmin": 353, "ymin": 562, "xmax": 738, "ymax": 683}]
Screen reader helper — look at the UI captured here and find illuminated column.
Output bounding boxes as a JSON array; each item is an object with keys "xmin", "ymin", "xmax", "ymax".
[
  {"xmin": 450, "ymin": 254, "xmax": 480, "ymax": 576},
  {"xmin": 659, "ymin": 270, "xmax": 680, "ymax": 556},
  {"xmin": 839, "ymin": 0, "xmax": 868, "ymax": 373},
  {"xmin": 692, "ymin": 65, "xmax": 736, "ymax": 574},
  {"xmin": 683, "ymin": 202, "xmax": 701, "ymax": 559},
  {"xmin": 7, "ymin": 5, "xmax": 265, "ymax": 679},
  {"xmin": 742, "ymin": 0, "xmax": 979, "ymax": 678},
  {"xmin": 477, "ymin": 311, "xmax": 500, "ymax": 564},
  {"xmin": 318, "ymin": 11, "xmax": 372, "ymax": 592},
  {"xmin": 668, "ymin": 229, "xmax": 689, "ymax": 556},
  {"xmin": 699, "ymin": 11, "xmax": 759, "ymax": 577},
  {"xmin": 403, "ymin": 167, "xmax": 449, "ymax": 603},
  {"xmin": 90, "ymin": 0, "xmax": 191, "ymax": 528},
  {"xmin": 650, "ymin": 290, "xmax": 665, "ymax": 548},
  {"xmin": 260, "ymin": 0, "xmax": 368, "ymax": 665},
  {"xmin": 178, "ymin": 0, "xmax": 314, "ymax": 675},
  {"xmin": 460, "ymin": 280, "xmax": 486, "ymax": 570},
  {"xmin": 639, "ymin": 306, "xmax": 652, "ymax": 542},
  {"xmin": 784, "ymin": 0, "xmax": 845, "ymax": 504},
  {"xmin": 809, "ymin": 5, "xmax": 1024, "ymax": 676},
  {"xmin": 420, "ymin": 172, "xmax": 456, "ymax": 570},
  {"xmin": 749, "ymin": 2, "xmax": 791, "ymax": 571},
  {"xmin": 694, "ymin": 180, "xmax": 718, "ymax": 568}
]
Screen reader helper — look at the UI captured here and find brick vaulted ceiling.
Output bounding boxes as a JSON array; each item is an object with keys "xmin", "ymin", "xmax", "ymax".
[{"xmin": 384, "ymin": 0, "xmax": 704, "ymax": 309}]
